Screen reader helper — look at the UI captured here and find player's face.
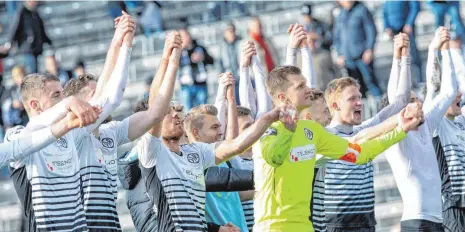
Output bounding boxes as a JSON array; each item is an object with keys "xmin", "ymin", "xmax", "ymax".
[
  {"xmin": 337, "ymin": 85, "xmax": 363, "ymax": 125},
  {"xmin": 447, "ymin": 90, "xmax": 462, "ymax": 117},
  {"xmin": 284, "ymin": 74, "xmax": 313, "ymax": 111},
  {"xmin": 306, "ymin": 98, "xmax": 331, "ymax": 127},
  {"xmin": 161, "ymin": 109, "xmax": 184, "ymax": 139},
  {"xmin": 238, "ymin": 115, "xmax": 254, "ymax": 134},
  {"xmin": 197, "ymin": 115, "xmax": 223, "ymax": 144},
  {"xmin": 39, "ymin": 81, "xmax": 64, "ymax": 111}
]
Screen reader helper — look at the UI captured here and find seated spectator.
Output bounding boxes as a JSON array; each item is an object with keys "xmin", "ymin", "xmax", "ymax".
[
  {"xmin": 2, "ymin": 66, "xmax": 28, "ymax": 130},
  {"xmin": 44, "ymin": 54, "xmax": 70, "ymax": 86},
  {"xmin": 179, "ymin": 28, "xmax": 214, "ymax": 110}
]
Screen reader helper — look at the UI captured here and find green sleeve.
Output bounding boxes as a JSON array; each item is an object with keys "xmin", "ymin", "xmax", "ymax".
[
  {"xmin": 260, "ymin": 122, "xmax": 294, "ymax": 167},
  {"xmin": 301, "ymin": 120, "xmax": 350, "ymax": 159},
  {"xmin": 355, "ymin": 126, "xmax": 406, "ymax": 164}
]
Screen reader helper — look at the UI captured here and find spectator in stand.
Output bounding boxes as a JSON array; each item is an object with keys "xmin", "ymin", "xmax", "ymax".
[
  {"xmin": 6, "ymin": 0, "xmax": 52, "ymax": 73},
  {"xmin": 301, "ymin": 4, "xmax": 338, "ymax": 90},
  {"xmin": 220, "ymin": 23, "xmax": 241, "ymax": 103},
  {"xmin": 140, "ymin": 1, "xmax": 164, "ymax": 37},
  {"xmin": 73, "ymin": 60, "xmax": 85, "ymax": 77},
  {"xmin": 179, "ymin": 28, "xmax": 214, "ymax": 110},
  {"xmin": 248, "ymin": 16, "xmax": 280, "ymax": 73},
  {"xmin": 428, "ymin": 1, "xmax": 465, "ymax": 46},
  {"xmin": 107, "ymin": 1, "xmax": 126, "ymax": 19},
  {"xmin": 44, "ymin": 54, "xmax": 70, "ymax": 86},
  {"xmin": 2, "ymin": 66, "xmax": 28, "ymax": 130},
  {"xmin": 383, "ymin": 1, "xmax": 423, "ymax": 85},
  {"xmin": 334, "ymin": 0, "xmax": 381, "ymax": 97}
]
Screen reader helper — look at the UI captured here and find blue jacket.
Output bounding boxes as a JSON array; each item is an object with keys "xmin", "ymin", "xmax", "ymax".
[
  {"xmin": 334, "ymin": 2, "xmax": 377, "ymax": 60},
  {"xmin": 383, "ymin": 1, "xmax": 420, "ymax": 31}
]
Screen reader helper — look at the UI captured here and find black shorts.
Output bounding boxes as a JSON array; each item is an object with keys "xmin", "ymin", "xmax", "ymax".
[
  {"xmin": 401, "ymin": 219, "xmax": 444, "ymax": 232},
  {"xmin": 326, "ymin": 226, "xmax": 375, "ymax": 232},
  {"xmin": 443, "ymin": 207, "xmax": 465, "ymax": 232}
]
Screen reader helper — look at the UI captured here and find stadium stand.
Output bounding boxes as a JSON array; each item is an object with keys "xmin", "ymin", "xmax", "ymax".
[{"xmin": 0, "ymin": 1, "xmax": 462, "ymax": 231}]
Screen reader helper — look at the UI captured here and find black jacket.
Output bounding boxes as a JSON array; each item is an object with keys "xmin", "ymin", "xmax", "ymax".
[{"xmin": 9, "ymin": 5, "xmax": 52, "ymax": 55}]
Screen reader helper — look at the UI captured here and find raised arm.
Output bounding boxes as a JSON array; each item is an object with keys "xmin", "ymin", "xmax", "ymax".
[
  {"xmin": 215, "ymin": 106, "xmax": 292, "ymax": 164},
  {"xmin": 387, "ymin": 34, "xmax": 404, "ymax": 103},
  {"xmin": 4, "ymin": 104, "xmax": 101, "ymax": 166},
  {"xmin": 450, "ymin": 45, "xmax": 465, "ymax": 94},
  {"xmin": 215, "ymin": 73, "xmax": 231, "ymax": 138},
  {"xmin": 251, "ymin": 55, "xmax": 273, "ymax": 119},
  {"xmin": 285, "ymin": 24, "xmax": 306, "ymax": 66},
  {"xmin": 425, "ymin": 33, "xmax": 458, "ymax": 134},
  {"xmin": 361, "ymin": 34, "xmax": 411, "ymax": 128},
  {"xmin": 424, "ymin": 28, "xmax": 444, "ymax": 106},
  {"xmin": 225, "ymin": 74, "xmax": 238, "ymax": 140},
  {"xmin": 125, "ymin": 33, "xmax": 182, "ymax": 141},
  {"xmin": 239, "ymin": 41, "xmax": 257, "ymax": 118},
  {"xmin": 94, "ymin": 12, "xmax": 135, "ymax": 100}
]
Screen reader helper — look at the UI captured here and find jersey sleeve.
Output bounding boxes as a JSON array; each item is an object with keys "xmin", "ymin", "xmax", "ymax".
[
  {"xmin": 100, "ymin": 119, "xmax": 131, "ymax": 146},
  {"xmin": 135, "ymin": 132, "xmax": 163, "ymax": 169},
  {"xmin": 259, "ymin": 122, "xmax": 294, "ymax": 167},
  {"xmin": 195, "ymin": 142, "xmax": 216, "ymax": 170}
]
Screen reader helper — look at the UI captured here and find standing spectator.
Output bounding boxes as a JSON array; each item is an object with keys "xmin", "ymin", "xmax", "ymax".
[
  {"xmin": 6, "ymin": 0, "xmax": 52, "ymax": 74},
  {"xmin": 44, "ymin": 54, "xmax": 69, "ymax": 86},
  {"xmin": 140, "ymin": 1, "xmax": 164, "ymax": 37},
  {"xmin": 179, "ymin": 28, "xmax": 214, "ymax": 110},
  {"xmin": 334, "ymin": 1, "xmax": 381, "ymax": 97},
  {"xmin": 428, "ymin": 1, "xmax": 465, "ymax": 45},
  {"xmin": 383, "ymin": 1, "xmax": 423, "ymax": 85},
  {"xmin": 220, "ymin": 23, "xmax": 241, "ymax": 103},
  {"xmin": 248, "ymin": 16, "xmax": 280, "ymax": 73},
  {"xmin": 301, "ymin": 4, "xmax": 338, "ymax": 90},
  {"xmin": 107, "ymin": 1, "xmax": 126, "ymax": 19},
  {"xmin": 2, "ymin": 65, "xmax": 28, "ymax": 130}
]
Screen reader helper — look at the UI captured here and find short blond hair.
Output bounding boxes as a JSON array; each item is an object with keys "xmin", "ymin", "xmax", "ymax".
[
  {"xmin": 21, "ymin": 73, "xmax": 60, "ymax": 114},
  {"xmin": 325, "ymin": 77, "xmax": 360, "ymax": 115},
  {"xmin": 184, "ymin": 104, "xmax": 218, "ymax": 137}
]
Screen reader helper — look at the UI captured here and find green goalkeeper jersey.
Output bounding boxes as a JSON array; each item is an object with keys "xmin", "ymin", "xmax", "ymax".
[{"xmin": 252, "ymin": 120, "xmax": 406, "ymax": 232}]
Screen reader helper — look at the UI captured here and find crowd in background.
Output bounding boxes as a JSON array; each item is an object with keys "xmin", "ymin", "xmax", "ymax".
[{"xmin": 0, "ymin": 0, "xmax": 463, "ymax": 138}]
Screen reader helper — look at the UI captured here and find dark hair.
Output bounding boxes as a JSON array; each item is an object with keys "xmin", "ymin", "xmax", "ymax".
[
  {"xmin": 63, "ymin": 74, "xmax": 97, "ymax": 97},
  {"xmin": 133, "ymin": 98, "xmax": 149, "ymax": 113}
]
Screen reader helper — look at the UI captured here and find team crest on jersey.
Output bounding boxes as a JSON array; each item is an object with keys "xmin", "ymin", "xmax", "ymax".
[
  {"xmin": 262, "ymin": 128, "xmax": 277, "ymax": 139},
  {"xmin": 101, "ymin": 138, "xmax": 115, "ymax": 148},
  {"xmin": 304, "ymin": 128, "xmax": 313, "ymax": 140},
  {"xmin": 187, "ymin": 153, "xmax": 200, "ymax": 164},
  {"xmin": 55, "ymin": 138, "xmax": 68, "ymax": 148},
  {"xmin": 454, "ymin": 122, "xmax": 465, "ymax": 131}
]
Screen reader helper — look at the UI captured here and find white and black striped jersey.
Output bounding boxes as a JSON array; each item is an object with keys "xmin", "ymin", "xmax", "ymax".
[
  {"xmin": 134, "ymin": 133, "xmax": 216, "ymax": 232},
  {"xmin": 229, "ymin": 156, "xmax": 254, "ymax": 232},
  {"xmin": 7, "ymin": 126, "xmax": 89, "ymax": 231},
  {"xmin": 434, "ymin": 115, "xmax": 465, "ymax": 210}
]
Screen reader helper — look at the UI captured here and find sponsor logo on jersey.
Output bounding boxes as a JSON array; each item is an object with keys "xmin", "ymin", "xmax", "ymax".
[
  {"xmin": 101, "ymin": 138, "xmax": 115, "ymax": 148},
  {"xmin": 304, "ymin": 128, "xmax": 313, "ymax": 140},
  {"xmin": 55, "ymin": 138, "xmax": 68, "ymax": 148},
  {"xmin": 187, "ymin": 153, "xmax": 200, "ymax": 164},
  {"xmin": 290, "ymin": 144, "xmax": 316, "ymax": 162},
  {"xmin": 454, "ymin": 122, "xmax": 465, "ymax": 131}
]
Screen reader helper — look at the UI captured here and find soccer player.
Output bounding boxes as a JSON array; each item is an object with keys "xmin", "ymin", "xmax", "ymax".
[
  {"xmin": 129, "ymin": 52, "xmax": 293, "ymax": 231},
  {"xmin": 5, "ymin": 12, "xmax": 134, "ymax": 231},
  {"xmin": 425, "ymin": 28, "xmax": 465, "ymax": 232},
  {"xmin": 0, "ymin": 99, "xmax": 100, "ymax": 168},
  {"xmin": 253, "ymin": 62, "xmax": 422, "ymax": 231}
]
